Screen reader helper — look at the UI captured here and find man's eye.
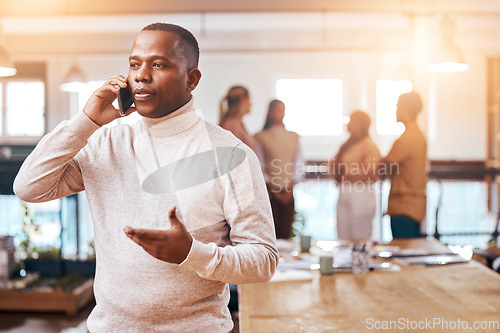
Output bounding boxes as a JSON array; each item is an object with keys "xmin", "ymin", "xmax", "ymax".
[
  {"xmin": 153, "ymin": 63, "xmax": 164, "ymax": 68},
  {"xmin": 129, "ymin": 63, "xmax": 140, "ymax": 69}
]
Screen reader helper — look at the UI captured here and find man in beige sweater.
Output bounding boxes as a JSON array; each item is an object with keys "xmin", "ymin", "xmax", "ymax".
[{"xmin": 14, "ymin": 23, "xmax": 278, "ymax": 332}]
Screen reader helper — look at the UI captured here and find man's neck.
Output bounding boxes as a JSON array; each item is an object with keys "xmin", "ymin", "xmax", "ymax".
[
  {"xmin": 148, "ymin": 95, "xmax": 192, "ymax": 119},
  {"xmin": 402, "ymin": 119, "xmax": 417, "ymax": 127}
]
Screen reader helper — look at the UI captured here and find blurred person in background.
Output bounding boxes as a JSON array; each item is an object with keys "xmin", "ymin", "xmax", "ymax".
[
  {"xmin": 219, "ymin": 85, "xmax": 258, "ymax": 153},
  {"xmin": 379, "ymin": 91, "xmax": 427, "ymax": 238},
  {"xmin": 255, "ymin": 99, "xmax": 304, "ymax": 239},
  {"xmin": 329, "ymin": 110, "xmax": 380, "ymax": 240}
]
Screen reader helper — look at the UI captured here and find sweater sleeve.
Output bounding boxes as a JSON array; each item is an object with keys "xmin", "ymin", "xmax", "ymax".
[
  {"xmin": 13, "ymin": 112, "xmax": 101, "ymax": 203},
  {"xmin": 180, "ymin": 144, "xmax": 279, "ymax": 284}
]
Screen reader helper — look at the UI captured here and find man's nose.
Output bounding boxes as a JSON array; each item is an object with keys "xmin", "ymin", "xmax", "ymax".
[{"xmin": 134, "ymin": 65, "xmax": 152, "ymax": 82}]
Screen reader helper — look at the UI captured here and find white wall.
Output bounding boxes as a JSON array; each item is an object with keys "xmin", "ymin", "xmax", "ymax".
[
  {"xmin": 196, "ymin": 52, "xmax": 376, "ymax": 160},
  {"xmin": 44, "ymin": 56, "xmax": 131, "ymax": 129},
  {"xmin": 193, "ymin": 49, "xmax": 487, "ymax": 160},
  {"xmin": 427, "ymin": 53, "xmax": 487, "ymax": 160},
  {"xmin": 9, "ymin": 12, "xmax": 494, "ymax": 162},
  {"xmin": 35, "ymin": 47, "xmax": 488, "ymax": 161}
]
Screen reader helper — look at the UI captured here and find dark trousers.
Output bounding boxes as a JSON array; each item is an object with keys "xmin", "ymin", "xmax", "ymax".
[
  {"xmin": 390, "ymin": 215, "xmax": 421, "ymax": 238},
  {"xmin": 269, "ymin": 190, "xmax": 295, "ymax": 239}
]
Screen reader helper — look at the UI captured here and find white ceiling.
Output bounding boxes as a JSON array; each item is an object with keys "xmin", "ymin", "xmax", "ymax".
[
  {"xmin": 2, "ymin": 0, "xmax": 500, "ymax": 35},
  {"xmin": 2, "ymin": 0, "xmax": 500, "ymax": 17},
  {"xmin": 2, "ymin": 1, "xmax": 500, "ymax": 56},
  {"xmin": 1, "ymin": 13, "xmax": 410, "ymax": 34}
]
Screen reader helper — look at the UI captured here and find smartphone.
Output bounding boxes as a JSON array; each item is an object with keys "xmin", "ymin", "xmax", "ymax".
[{"xmin": 117, "ymin": 85, "xmax": 134, "ymax": 116}]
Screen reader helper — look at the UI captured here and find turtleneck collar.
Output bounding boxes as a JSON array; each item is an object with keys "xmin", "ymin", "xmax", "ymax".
[{"xmin": 140, "ymin": 97, "xmax": 199, "ymax": 137}]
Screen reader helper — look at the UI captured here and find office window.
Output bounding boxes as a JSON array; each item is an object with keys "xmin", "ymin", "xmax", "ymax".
[
  {"xmin": 0, "ymin": 80, "xmax": 45, "ymax": 138},
  {"xmin": 376, "ymin": 79, "xmax": 412, "ymax": 135},
  {"xmin": 276, "ymin": 79, "xmax": 343, "ymax": 136},
  {"xmin": 0, "ymin": 194, "xmax": 93, "ymax": 260}
]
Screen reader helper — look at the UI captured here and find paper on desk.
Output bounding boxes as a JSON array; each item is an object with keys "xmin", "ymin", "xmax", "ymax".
[
  {"xmin": 278, "ymin": 255, "xmax": 318, "ymax": 270},
  {"xmin": 372, "ymin": 246, "xmax": 429, "ymax": 258},
  {"xmin": 331, "ymin": 262, "xmax": 402, "ymax": 272},
  {"xmin": 270, "ymin": 269, "xmax": 315, "ymax": 283},
  {"xmin": 395, "ymin": 254, "xmax": 469, "ymax": 266}
]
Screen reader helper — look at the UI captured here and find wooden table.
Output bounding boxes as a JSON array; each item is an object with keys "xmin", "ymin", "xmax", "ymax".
[{"xmin": 239, "ymin": 238, "xmax": 500, "ymax": 332}]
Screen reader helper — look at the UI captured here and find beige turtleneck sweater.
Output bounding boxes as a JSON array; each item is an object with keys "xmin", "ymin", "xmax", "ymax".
[{"xmin": 14, "ymin": 98, "xmax": 278, "ymax": 332}]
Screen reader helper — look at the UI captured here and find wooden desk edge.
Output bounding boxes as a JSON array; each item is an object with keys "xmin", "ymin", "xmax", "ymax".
[{"xmin": 238, "ymin": 238, "xmax": 500, "ymax": 332}]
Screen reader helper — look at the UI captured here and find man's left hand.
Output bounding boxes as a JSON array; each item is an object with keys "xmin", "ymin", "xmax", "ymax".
[{"xmin": 124, "ymin": 207, "xmax": 193, "ymax": 264}]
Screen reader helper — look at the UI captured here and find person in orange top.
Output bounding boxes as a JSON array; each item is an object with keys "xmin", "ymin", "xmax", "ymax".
[
  {"xmin": 380, "ymin": 91, "xmax": 427, "ymax": 238},
  {"xmin": 219, "ymin": 85, "xmax": 258, "ymax": 153}
]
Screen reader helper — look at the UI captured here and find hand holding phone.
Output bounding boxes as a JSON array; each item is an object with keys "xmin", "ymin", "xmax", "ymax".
[{"xmin": 117, "ymin": 85, "xmax": 134, "ymax": 116}]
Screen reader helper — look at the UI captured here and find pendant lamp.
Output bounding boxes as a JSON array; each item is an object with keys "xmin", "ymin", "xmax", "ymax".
[
  {"xmin": 0, "ymin": 24, "xmax": 16, "ymax": 77},
  {"xmin": 60, "ymin": 63, "xmax": 87, "ymax": 92},
  {"xmin": 428, "ymin": 16, "xmax": 469, "ymax": 72}
]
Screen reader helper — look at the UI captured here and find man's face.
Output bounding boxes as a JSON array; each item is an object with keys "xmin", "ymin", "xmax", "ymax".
[{"xmin": 128, "ymin": 30, "xmax": 191, "ymax": 118}]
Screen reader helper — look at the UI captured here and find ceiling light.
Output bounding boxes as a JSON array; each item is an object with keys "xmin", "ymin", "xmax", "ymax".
[
  {"xmin": 0, "ymin": 25, "xmax": 16, "ymax": 77},
  {"xmin": 429, "ymin": 16, "xmax": 469, "ymax": 72},
  {"xmin": 60, "ymin": 64, "xmax": 87, "ymax": 92}
]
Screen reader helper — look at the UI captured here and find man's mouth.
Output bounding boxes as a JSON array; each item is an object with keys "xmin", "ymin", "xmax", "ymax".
[{"xmin": 134, "ymin": 88, "xmax": 155, "ymax": 101}]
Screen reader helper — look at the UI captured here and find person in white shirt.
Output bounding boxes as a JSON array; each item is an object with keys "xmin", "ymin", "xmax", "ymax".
[{"xmin": 329, "ymin": 111, "xmax": 380, "ymax": 240}]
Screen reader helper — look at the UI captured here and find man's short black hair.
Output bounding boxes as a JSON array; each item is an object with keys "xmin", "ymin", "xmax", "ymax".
[{"xmin": 142, "ymin": 23, "xmax": 199, "ymax": 70}]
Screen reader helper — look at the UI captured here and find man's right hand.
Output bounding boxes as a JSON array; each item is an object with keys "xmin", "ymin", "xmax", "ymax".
[{"xmin": 83, "ymin": 75, "xmax": 136, "ymax": 126}]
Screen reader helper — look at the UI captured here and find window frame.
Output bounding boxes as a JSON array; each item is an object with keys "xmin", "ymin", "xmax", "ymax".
[
  {"xmin": 274, "ymin": 77, "xmax": 346, "ymax": 138},
  {"xmin": 0, "ymin": 76, "xmax": 47, "ymax": 144}
]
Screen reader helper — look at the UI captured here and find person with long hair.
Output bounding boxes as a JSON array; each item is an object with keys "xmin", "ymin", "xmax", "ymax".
[
  {"xmin": 255, "ymin": 99, "xmax": 304, "ymax": 239},
  {"xmin": 329, "ymin": 110, "xmax": 380, "ymax": 240},
  {"xmin": 219, "ymin": 85, "xmax": 258, "ymax": 153}
]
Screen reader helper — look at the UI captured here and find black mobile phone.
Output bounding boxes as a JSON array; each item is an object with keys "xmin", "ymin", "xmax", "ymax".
[{"xmin": 117, "ymin": 86, "xmax": 134, "ymax": 116}]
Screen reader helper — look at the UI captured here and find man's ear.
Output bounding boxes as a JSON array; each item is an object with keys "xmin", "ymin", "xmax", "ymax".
[{"xmin": 186, "ymin": 68, "xmax": 202, "ymax": 92}]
